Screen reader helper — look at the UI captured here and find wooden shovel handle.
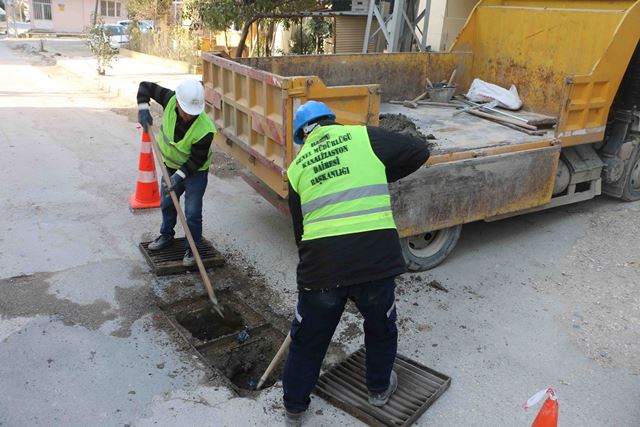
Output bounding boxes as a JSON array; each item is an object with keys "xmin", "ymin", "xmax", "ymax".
[
  {"xmin": 147, "ymin": 127, "xmax": 223, "ymax": 316},
  {"xmin": 256, "ymin": 333, "xmax": 292, "ymax": 389},
  {"xmin": 447, "ymin": 69, "xmax": 457, "ymax": 87}
]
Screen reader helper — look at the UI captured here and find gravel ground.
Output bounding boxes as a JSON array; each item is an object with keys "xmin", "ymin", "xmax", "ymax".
[{"xmin": 537, "ymin": 203, "xmax": 640, "ymax": 371}]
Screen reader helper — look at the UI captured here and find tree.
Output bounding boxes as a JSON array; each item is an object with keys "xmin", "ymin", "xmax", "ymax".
[
  {"xmin": 86, "ymin": 20, "xmax": 118, "ymax": 75},
  {"xmin": 186, "ymin": 0, "xmax": 324, "ymax": 57},
  {"xmin": 290, "ymin": 17, "xmax": 330, "ymax": 55},
  {"xmin": 127, "ymin": 0, "xmax": 172, "ymax": 23}
]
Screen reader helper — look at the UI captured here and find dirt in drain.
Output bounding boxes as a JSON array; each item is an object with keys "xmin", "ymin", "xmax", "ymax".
[
  {"xmin": 175, "ymin": 304, "xmax": 245, "ymax": 341},
  {"xmin": 197, "ymin": 325, "xmax": 286, "ymax": 392},
  {"xmin": 216, "ymin": 337, "xmax": 280, "ymax": 391}
]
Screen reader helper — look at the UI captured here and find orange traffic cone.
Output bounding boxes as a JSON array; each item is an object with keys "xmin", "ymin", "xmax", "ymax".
[
  {"xmin": 523, "ymin": 387, "xmax": 558, "ymax": 427},
  {"xmin": 130, "ymin": 131, "xmax": 161, "ymax": 209}
]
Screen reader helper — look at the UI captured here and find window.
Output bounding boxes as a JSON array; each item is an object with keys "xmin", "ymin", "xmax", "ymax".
[
  {"xmin": 100, "ymin": 0, "xmax": 121, "ymax": 17},
  {"xmin": 104, "ymin": 25, "xmax": 123, "ymax": 36},
  {"xmin": 33, "ymin": 0, "xmax": 52, "ymax": 20}
]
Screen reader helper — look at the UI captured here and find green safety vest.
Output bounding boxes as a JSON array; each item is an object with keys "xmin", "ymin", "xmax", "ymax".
[
  {"xmin": 157, "ymin": 95, "xmax": 216, "ymax": 171},
  {"xmin": 287, "ymin": 125, "xmax": 396, "ymax": 241}
]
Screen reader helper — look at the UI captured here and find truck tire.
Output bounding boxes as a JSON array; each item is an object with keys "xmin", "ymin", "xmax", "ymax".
[
  {"xmin": 401, "ymin": 225, "xmax": 462, "ymax": 271},
  {"xmin": 621, "ymin": 146, "xmax": 640, "ymax": 201}
]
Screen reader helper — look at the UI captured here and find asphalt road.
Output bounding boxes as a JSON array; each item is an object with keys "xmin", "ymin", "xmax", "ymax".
[{"xmin": 1, "ymin": 39, "xmax": 639, "ymax": 427}]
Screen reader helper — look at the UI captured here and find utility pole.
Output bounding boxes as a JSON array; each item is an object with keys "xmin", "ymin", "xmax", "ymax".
[{"xmin": 93, "ymin": 0, "xmax": 99, "ymax": 25}]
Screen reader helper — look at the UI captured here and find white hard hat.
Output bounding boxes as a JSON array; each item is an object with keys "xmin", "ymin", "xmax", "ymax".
[{"xmin": 176, "ymin": 79, "xmax": 205, "ymax": 116}]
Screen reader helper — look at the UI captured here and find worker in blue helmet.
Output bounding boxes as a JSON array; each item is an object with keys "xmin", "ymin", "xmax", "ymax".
[
  {"xmin": 292, "ymin": 100, "xmax": 336, "ymax": 145},
  {"xmin": 282, "ymin": 100, "xmax": 430, "ymax": 426}
]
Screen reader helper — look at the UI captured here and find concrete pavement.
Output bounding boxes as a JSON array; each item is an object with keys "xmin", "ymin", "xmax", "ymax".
[{"xmin": 1, "ymin": 39, "xmax": 639, "ymax": 426}]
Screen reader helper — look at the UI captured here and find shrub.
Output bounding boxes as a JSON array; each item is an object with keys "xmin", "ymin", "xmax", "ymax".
[{"xmin": 85, "ymin": 20, "xmax": 118, "ymax": 75}]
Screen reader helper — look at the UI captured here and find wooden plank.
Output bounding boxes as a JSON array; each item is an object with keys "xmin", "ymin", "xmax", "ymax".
[{"xmin": 465, "ymin": 109, "xmax": 539, "ymax": 130}]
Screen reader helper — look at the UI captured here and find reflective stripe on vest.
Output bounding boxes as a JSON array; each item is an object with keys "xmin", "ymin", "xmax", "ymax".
[
  {"xmin": 304, "ymin": 205, "xmax": 392, "ymax": 225},
  {"xmin": 300, "ymin": 183, "xmax": 390, "ymax": 215},
  {"xmin": 287, "ymin": 125, "xmax": 396, "ymax": 241},
  {"xmin": 157, "ymin": 95, "xmax": 216, "ymax": 171}
]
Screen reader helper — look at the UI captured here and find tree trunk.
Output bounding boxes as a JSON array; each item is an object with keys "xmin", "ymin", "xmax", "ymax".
[
  {"xmin": 265, "ymin": 21, "xmax": 274, "ymax": 56},
  {"xmin": 271, "ymin": 22, "xmax": 278, "ymax": 55},
  {"xmin": 236, "ymin": 18, "xmax": 258, "ymax": 58}
]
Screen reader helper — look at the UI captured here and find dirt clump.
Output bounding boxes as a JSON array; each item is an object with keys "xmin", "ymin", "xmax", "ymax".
[{"xmin": 379, "ymin": 113, "xmax": 436, "ymax": 146}]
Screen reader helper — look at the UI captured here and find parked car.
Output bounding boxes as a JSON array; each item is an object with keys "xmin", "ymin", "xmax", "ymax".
[
  {"xmin": 116, "ymin": 19, "xmax": 153, "ymax": 33},
  {"xmin": 103, "ymin": 23, "xmax": 128, "ymax": 49}
]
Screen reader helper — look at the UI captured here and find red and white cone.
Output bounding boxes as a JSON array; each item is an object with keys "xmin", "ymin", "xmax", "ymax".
[
  {"xmin": 523, "ymin": 387, "xmax": 558, "ymax": 427},
  {"xmin": 130, "ymin": 131, "xmax": 161, "ymax": 209}
]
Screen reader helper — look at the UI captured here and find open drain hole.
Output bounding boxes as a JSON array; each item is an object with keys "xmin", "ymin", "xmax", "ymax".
[
  {"xmin": 175, "ymin": 304, "xmax": 245, "ymax": 341},
  {"xmin": 197, "ymin": 324, "xmax": 286, "ymax": 393},
  {"xmin": 164, "ymin": 291, "xmax": 287, "ymax": 394},
  {"xmin": 219, "ymin": 338, "xmax": 274, "ymax": 389},
  {"xmin": 165, "ymin": 291, "xmax": 265, "ymax": 344}
]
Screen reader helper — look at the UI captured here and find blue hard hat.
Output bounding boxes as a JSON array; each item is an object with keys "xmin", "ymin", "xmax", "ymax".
[{"xmin": 293, "ymin": 101, "xmax": 336, "ymax": 145}]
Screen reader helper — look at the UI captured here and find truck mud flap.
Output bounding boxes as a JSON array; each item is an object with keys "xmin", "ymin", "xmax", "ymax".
[{"xmin": 391, "ymin": 144, "xmax": 560, "ymax": 238}]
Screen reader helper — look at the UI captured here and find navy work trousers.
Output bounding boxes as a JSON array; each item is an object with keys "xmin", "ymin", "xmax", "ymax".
[
  {"xmin": 282, "ymin": 276, "xmax": 398, "ymax": 412},
  {"xmin": 159, "ymin": 169, "xmax": 208, "ymax": 246}
]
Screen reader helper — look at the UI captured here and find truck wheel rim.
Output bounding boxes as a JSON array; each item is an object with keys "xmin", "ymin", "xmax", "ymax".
[
  {"xmin": 630, "ymin": 157, "xmax": 640, "ymax": 192},
  {"xmin": 407, "ymin": 229, "xmax": 450, "ymax": 258}
]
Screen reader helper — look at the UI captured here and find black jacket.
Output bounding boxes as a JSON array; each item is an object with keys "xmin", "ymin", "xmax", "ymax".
[
  {"xmin": 137, "ymin": 81, "xmax": 213, "ymax": 177},
  {"xmin": 288, "ymin": 125, "xmax": 430, "ymax": 290}
]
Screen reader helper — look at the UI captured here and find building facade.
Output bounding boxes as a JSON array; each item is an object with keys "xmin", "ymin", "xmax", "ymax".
[{"xmin": 29, "ymin": 0, "xmax": 127, "ymax": 33}]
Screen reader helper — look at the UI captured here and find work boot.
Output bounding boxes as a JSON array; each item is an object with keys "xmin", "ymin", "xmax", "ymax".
[
  {"xmin": 284, "ymin": 409, "xmax": 304, "ymax": 427},
  {"xmin": 182, "ymin": 248, "xmax": 196, "ymax": 267},
  {"xmin": 148, "ymin": 234, "xmax": 173, "ymax": 251},
  {"xmin": 368, "ymin": 371, "xmax": 398, "ymax": 407}
]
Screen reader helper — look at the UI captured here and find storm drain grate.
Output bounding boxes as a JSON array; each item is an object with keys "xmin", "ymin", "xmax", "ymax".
[
  {"xmin": 140, "ymin": 237, "xmax": 225, "ymax": 276},
  {"xmin": 314, "ymin": 348, "xmax": 450, "ymax": 426}
]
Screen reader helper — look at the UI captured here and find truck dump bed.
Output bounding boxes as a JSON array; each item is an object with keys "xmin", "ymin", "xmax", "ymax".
[
  {"xmin": 203, "ymin": 0, "xmax": 640, "ymax": 235},
  {"xmin": 380, "ymin": 103, "xmax": 554, "ymax": 162}
]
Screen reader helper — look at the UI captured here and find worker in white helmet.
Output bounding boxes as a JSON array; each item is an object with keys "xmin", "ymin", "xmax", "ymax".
[{"xmin": 136, "ymin": 79, "xmax": 217, "ymax": 266}]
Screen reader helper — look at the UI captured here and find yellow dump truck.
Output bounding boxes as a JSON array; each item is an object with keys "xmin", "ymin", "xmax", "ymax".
[{"xmin": 202, "ymin": 0, "xmax": 640, "ymax": 270}]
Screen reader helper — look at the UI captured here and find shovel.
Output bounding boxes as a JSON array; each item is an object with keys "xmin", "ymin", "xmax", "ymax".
[{"xmin": 147, "ymin": 126, "xmax": 224, "ymax": 317}]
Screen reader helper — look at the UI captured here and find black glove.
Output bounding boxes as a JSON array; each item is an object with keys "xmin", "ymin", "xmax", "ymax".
[
  {"xmin": 167, "ymin": 172, "xmax": 184, "ymax": 193},
  {"xmin": 138, "ymin": 107, "xmax": 153, "ymax": 132}
]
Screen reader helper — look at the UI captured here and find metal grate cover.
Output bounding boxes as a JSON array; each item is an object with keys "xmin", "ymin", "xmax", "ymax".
[
  {"xmin": 139, "ymin": 237, "xmax": 225, "ymax": 276},
  {"xmin": 314, "ymin": 349, "xmax": 450, "ymax": 426}
]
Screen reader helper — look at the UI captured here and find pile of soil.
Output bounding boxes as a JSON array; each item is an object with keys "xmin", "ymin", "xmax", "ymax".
[{"xmin": 379, "ymin": 113, "xmax": 436, "ymax": 147}]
